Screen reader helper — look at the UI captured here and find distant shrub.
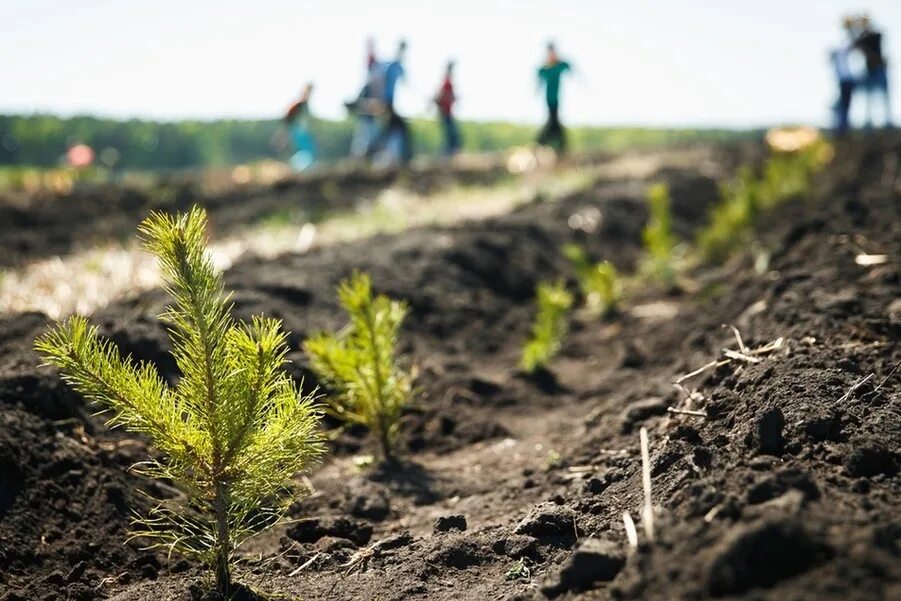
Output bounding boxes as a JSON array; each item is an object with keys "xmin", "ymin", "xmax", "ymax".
[
  {"xmin": 563, "ymin": 243, "xmax": 622, "ymax": 318},
  {"xmin": 641, "ymin": 183, "xmax": 678, "ymax": 289},
  {"xmin": 304, "ymin": 272, "xmax": 412, "ymax": 460},
  {"xmin": 520, "ymin": 280, "xmax": 574, "ymax": 373}
]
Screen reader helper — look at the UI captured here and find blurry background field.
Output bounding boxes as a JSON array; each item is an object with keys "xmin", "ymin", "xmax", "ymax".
[{"xmin": 0, "ymin": 113, "xmax": 752, "ymax": 191}]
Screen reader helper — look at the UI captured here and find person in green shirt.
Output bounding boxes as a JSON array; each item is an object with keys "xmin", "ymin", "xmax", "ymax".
[{"xmin": 537, "ymin": 42, "xmax": 571, "ymax": 152}]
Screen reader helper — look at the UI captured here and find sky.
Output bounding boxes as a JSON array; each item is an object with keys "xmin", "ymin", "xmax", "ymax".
[{"xmin": 1, "ymin": 0, "xmax": 899, "ymax": 127}]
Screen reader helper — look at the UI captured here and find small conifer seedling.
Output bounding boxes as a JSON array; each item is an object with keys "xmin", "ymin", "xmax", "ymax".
[
  {"xmin": 641, "ymin": 182, "xmax": 678, "ymax": 289},
  {"xmin": 303, "ymin": 272, "xmax": 412, "ymax": 461},
  {"xmin": 697, "ymin": 141, "xmax": 833, "ymax": 263},
  {"xmin": 562, "ymin": 243, "xmax": 622, "ymax": 318},
  {"xmin": 35, "ymin": 207, "xmax": 324, "ymax": 596},
  {"xmin": 696, "ymin": 166, "xmax": 759, "ymax": 262},
  {"xmin": 520, "ymin": 280, "xmax": 574, "ymax": 373}
]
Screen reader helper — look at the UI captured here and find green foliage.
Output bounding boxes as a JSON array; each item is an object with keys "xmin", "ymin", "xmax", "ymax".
[
  {"xmin": 0, "ymin": 113, "xmax": 758, "ymax": 173},
  {"xmin": 520, "ymin": 280, "xmax": 574, "ymax": 373},
  {"xmin": 697, "ymin": 141, "xmax": 833, "ymax": 262},
  {"xmin": 696, "ymin": 166, "xmax": 758, "ymax": 261},
  {"xmin": 303, "ymin": 272, "xmax": 412, "ymax": 460},
  {"xmin": 35, "ymin": 206, "xmax": 324, "ymax": 594},
  {"xmin": 641, "ymin": 183, "xmax": 678, "ymax": 289},
  {"xmin": 562, "ymin": 243, "xmax": 622, "ymax": 318},
  {"xmin": 505, "ymin": 557, "xmax": 532, "ymax": 581}
]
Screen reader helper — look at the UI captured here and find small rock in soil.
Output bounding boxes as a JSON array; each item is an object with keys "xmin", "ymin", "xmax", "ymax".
[
  {"xmin": 65, "ymin": 560, "xmax": 87, "ymax": 583},
  {"xmin": 814, "ymin": 288, "xmax": 860, "ymax": 314},
  {"xmin": 42, "ymin": 571, "xmax": 64, "ymax": 585},
  {"xmin": 374, "ymin": 531, "xmax": 414, "ymax": 551},
  {"xmin": 434, "ymin": 514, "xmax": 467, "ymax": 533},
  {"xmin": 491, "ymin": 534, "xmax": 539, "ymax": 559},
  {"xmin": 748, "ymin": 456, "xmax": 777, "ymax": 470},
  {"xmin": 747, "ymin": 490, "xmax": 805, "ymax": 517},
  {"xmin": 345, "ymin": 483, "xmax": 390, "ymax": 521},
  {"xmin": 465, "ymin": 376, "xmax": 504, "ymax": 398},
  {"xmin": 515, "ymin": 502, "xmax": 580, "ymax": 538},
  {"xmin": 540, "ymin": 538, "xmax": 625, "ymax": 598},
  {"xmin": 747, "ymin": 468, "xmax": 820, "ymax": 504},
  {"xmin": 518, "ymin": 365, "xmax": 566, "ymax": 394},
  {"xmin": 754, "ymin": 407, "xmax": 785, "ymax": 455},
  {"xmin": 620, "ymin": 397, "xmax": 668, "ymax": 433},
  {"xmin": 671, "ymin": 424, "xmax": 703, "ymax": 444},
  {"xmin": 843, "ymin": 442, "xmax": 898, "ymax": 478},
  {"xmin": 286, "ymin": 515, "xmax": 373, "ymax": 546},
  {"xmin": 585, "ymin": 477, "xmax": 607, "ymax": 494},
  {"xmin": 704, "ymin": 518, "xmax": 831, "ymax": 596},
  {"xmin": 620, "ymin": 339, "xmax": 648, "ymax": 368},
  {"xmin": 429, "ymin": 537, "xmax": 487, "ymax": 569},
  {"xmin": 315, "ymin": 536, "xmax": 358, "ymax": 553},
  {"xmin": 802, "ymin": 411, "xmax": 842, "ymax": 442}
]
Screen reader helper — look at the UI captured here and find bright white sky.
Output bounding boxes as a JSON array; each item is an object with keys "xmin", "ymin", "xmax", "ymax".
[{"xmin": 1, "ymin": 0, "xmax": 898, "ymax": 127}]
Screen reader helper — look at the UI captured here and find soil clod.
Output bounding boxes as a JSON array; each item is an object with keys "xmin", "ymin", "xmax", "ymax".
[
  {"xmin": 704, "ymin": 519, "xmax": 832, "ymax": 597},
  {"xmin": 434, "ymin": 514, "xmax": 468, "ymax": 533},
  {"xmin": 541, "ymin": 538, "xmax": 625, "ymax": 598}
]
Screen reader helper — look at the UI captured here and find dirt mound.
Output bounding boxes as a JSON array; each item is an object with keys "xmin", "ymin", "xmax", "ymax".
[
  {"xmin": 1, "ymin": 137, "xmax": 898, "ymax": 600},
  {"xmin": 0, "ymin": 158, "xmax": 522, "ymax": 269}
]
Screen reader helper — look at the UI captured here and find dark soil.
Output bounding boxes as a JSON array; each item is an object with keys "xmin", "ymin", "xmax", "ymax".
[
  {"xmin": 0, "ymin": 137, "xmax": 898, "ymax": 601},
  {"xmin": 0, "ymin": 152, "xmax": 618, "ymax": 269}
]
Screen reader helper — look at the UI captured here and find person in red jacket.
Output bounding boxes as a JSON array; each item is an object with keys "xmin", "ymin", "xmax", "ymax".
[{"xmin": 434, "ymin": 60, "xmax": 460, "ymax": 156}]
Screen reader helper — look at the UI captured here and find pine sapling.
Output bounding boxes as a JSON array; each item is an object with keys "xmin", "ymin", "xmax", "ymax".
[
  {"xmin": 696, "ymin": 167, "xmax": 759, "ymax": 261},
  {"xmin": 641, "ymin": 182, "xmax": 678, "ymax": 289},
  {"xmin": 697, "ymin": 142, "xmax": 832, "ymax": 263},
  {"xmin": 35, "ymin": 207, "xmax": 324, "ymax": 596},
  {"xmin": 563, "ymin": 243, "xmax": 622, "ymax": 318},
  {"xmin": 303, "ymin": 271, "xmax": 412, "ymax": 461},
  {"xmin": 520, "ymin": 280, "xmax": 574, "ymax": 373}
]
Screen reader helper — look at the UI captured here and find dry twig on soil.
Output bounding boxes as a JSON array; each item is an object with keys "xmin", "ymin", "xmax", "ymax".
[
  {"xmin": 639, "ymin": 427, "xmax": 655, "ymax": 543},
  {"xmin": 669, "ymin": 327, "xmax": 786, "ymax": 418},
  {"xmin": 836, "ymin": 373, "xmax": 874, "ymax": 404},
  {"xmin": 622, "ymin": 511, "xmax": 639, "ymax": 548}
]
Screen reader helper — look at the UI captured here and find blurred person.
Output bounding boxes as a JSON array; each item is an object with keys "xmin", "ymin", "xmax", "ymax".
[
  {"xmin": 830, "ymin": 19, "xmax": 857, "ymax": 134},
  {"xmin": 434, "ymin": 60, "xmax": 460, "ymax": 156},
  {"xmin": 373, "ymin": 111, "xmax": 413, "ymax": 168},
  {"xmin": 365, "ymin": 36, "xmax": 377, "ymax": 70},
  {"xmin": 66, "ymin": 143, "xmax": 95, "ymax": 169},
  {"xmin": 372, "ymin": 40, "xmax": 413, "ymax": 166},
  {"xmin": 283, "ymin": 83, "xmax": 316, "ymax": 171},
  {"xmin": 853, "ymin": 15, "xmax": 892, "ymax": 128},
  {"xmin": 348, "ymin": 39, "xmax": 384, "ymax": 159},
  {"xmin": 383, "ymin": 40, "xmax": 407, "ymax": 112},
  {"xmin": 536, "ymin": 42, "xmax": 572, "ymax": 153}
]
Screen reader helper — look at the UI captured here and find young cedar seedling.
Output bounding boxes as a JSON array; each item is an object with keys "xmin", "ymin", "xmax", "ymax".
[
  {"xmin": 303, "ymin": 271, "xmax": 412, "ymax": 461},
  {"xmin": 34, "ymin": 207, "xmax": 324, "ymax": 596},
  {"xmin": 562, "ymin": 243, "xmax": 623, "ymax": 318},
  {"xmin": 520, "ymin": 280, "xmax": 574, "ymax": 373},
  {"xmin": 641, "ymin": 182, "xmax": 678, "ymax": 290}
]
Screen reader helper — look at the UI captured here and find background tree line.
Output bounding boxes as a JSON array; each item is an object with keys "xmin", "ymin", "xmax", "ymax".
[{"xmin": 0, "ymin": 114, "xmax": 753, "ymax": 170}]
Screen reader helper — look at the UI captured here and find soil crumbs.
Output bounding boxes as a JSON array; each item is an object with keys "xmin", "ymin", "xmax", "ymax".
[{"xmin": 0, "ymin": 137, "xmax": 898, "ymax": 601}]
